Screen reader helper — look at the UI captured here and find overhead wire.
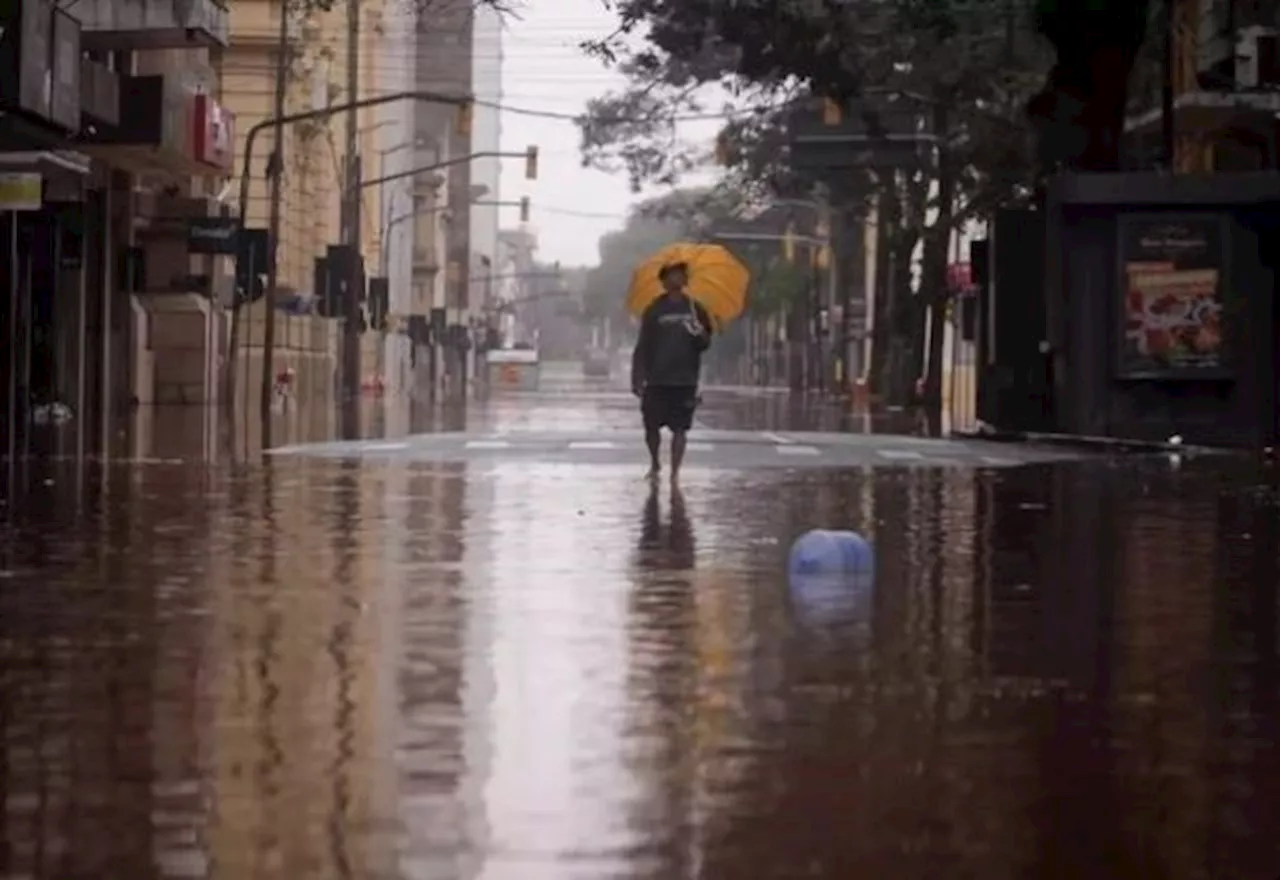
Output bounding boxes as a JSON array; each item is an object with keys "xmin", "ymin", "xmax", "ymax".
[{"xmin": 225, "ymin": 16, "xmax": 729, "ymax": 256}]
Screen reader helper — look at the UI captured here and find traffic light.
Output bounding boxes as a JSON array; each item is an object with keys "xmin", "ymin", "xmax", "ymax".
[
  {"xmin": 519, "ymin": 196, "xmax": 530, "ymax": 222},
  {"xmin": 524, "ymin": 145, "xmax": 538, "ymax": 180},
  {"xmin": 822, "ymin": 97, "xmax": 842, "ymax": 125},
  {"xmin": 456, "ymin": 101, "xmax": 473, "ymax": 137}
]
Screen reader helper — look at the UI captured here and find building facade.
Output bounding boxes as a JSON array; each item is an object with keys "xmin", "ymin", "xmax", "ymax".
[
  {"xmin": 412, "ymin": 3, "xmax": 502, "ymax": 396},
  {"xmin": 1, "ymin": 0, "xmax": 236, "ymax": 459},
  {"xmin": 1125, "ymin": 0, "xmax": 1280, "ymax": 171}
]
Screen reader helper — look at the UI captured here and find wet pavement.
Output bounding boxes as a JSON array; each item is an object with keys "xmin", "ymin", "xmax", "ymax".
[{"xmin": 2, "ymin": 369, "xmax": 1280, "ymax": 878}]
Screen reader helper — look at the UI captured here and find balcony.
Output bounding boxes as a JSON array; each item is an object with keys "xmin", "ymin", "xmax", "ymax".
[{"xmin": 77, "ymin": 0, "xmax": 230, "ymax": 50}]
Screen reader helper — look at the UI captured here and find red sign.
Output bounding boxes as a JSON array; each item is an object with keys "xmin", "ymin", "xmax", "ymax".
[
  {"xmin": 946, "ymin": 261, "xmax": 973, "ymax": 292},
  {"xmin": 192, "ymin": 93, "xmax": 234, "ymax": 171}
]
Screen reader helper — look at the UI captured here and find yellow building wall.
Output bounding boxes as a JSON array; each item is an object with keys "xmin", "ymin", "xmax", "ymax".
[{"xmin": 219, "ymin": 0, "xmax": 391, "ymax": 299}]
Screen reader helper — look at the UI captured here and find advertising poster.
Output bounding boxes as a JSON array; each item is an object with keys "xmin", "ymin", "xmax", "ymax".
[{"xmin": 1117, "ymin": 215, "xmax": 1226, "ymax": 376}]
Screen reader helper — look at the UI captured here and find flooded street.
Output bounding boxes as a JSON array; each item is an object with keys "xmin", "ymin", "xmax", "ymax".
[{"xmin": 2, "ymin": 371, "xmax": 1279, "ymax": 878}]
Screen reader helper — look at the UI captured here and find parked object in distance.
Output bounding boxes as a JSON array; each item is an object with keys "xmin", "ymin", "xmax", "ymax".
[{"xmin": 486, "ymin": 347, "xmax": 541, "ymax": 390}]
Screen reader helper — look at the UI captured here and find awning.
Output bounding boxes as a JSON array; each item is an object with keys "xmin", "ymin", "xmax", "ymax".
[{"xmin": 0, "ymin": 149, "xmax": 93, "ymax": 175}]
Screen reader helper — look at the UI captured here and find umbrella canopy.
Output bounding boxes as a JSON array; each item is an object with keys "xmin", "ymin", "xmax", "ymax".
[{"xmin": 627, "ymin": 242, "xmax": 750, "ymax": 328}]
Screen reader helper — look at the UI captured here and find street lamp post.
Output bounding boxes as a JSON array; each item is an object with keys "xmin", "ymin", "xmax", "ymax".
[{"xmin": 226, "ymin": 89, "xmax": 472, "ymax": 447}]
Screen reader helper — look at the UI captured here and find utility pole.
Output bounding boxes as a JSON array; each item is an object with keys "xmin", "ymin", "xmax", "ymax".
[
  {"xmin": 341, "ymin": 0, "xmax": 362, "ymax": 437},
  {"xmin": 259, "ymin": 0, "xmax": 291, "ymax": 449}
]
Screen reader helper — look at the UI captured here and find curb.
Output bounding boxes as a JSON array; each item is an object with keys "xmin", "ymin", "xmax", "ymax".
[{"xmin": 950, "ymin": 429, "xmax": 1223, "ymax": 455}]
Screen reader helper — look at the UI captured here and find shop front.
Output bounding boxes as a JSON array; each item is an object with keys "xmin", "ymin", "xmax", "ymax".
[
  {"xmin": 81, "ymin": 85, "xmax": 235, "ymax": 410},
  {"xmin": 0, "ymin": 0, "xmax": 99, "ymax": 457}
]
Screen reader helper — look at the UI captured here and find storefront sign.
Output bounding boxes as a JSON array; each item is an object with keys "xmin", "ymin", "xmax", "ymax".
[
  {"xmin": 192, "ymin": 94, "xmax": 234, "ymax": 170},
  {"xmin": 187, "ymin": 217, "xmax": 239, "ymax": 254},
  {"xmin": 1116, "ymin": 214, "xmax": 1227, "ymax": 377},
  {"xmin": 0, "ymin": 172, "xmax": 42, "ymax": 210}
]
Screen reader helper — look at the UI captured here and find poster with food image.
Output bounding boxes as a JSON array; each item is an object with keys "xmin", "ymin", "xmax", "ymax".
[{"xmin": 1117, "ymin": 215, "xmax": 1226, "ymax": 376}]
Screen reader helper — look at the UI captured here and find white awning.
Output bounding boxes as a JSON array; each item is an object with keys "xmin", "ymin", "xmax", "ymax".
[{"xmin": 0, "ymin": 150, "xmax": 93, "ymax": 175}]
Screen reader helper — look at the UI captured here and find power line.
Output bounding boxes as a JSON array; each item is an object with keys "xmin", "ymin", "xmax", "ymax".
[{"xmin": 217, "ymin": 81, "xmax": 782, "ymax": 123}]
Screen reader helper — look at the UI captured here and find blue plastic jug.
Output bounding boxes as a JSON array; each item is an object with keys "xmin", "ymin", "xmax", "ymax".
[{"xmin": 787, "ymin": 529, "xmax": 874, "ymax": 577}]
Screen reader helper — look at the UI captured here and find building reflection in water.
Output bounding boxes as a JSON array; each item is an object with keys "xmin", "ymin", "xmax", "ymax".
[
  {"xmin": 0, "ymin": 461, "xmax": 216, "ymax": 878},
  {"xmin": 391, "ymin": 461, "xmax": 472, "ymax": 876},
  {"xmin": 458, "ymin": 463, "xmax": 641, "ymax": 879},
  {"xmin": 202, "ymin": 458, "xmax": 395, "ymax": 880},
  {"xmin": 3, "ymin": 450, "xmax": 1280, "ymax": 878}
]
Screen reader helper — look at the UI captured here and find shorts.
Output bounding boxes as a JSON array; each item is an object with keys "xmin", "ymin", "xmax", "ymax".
[{"xmin": 641, "ymin": 386, "xmax": 698, "ymax": 433}]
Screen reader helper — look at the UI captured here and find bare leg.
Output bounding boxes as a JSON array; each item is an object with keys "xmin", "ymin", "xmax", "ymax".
[
  {"xmin": 645, "ymin": 427, "xmax": 661, "ymax": 478},
  {"xmin": 670, "ymin": 430, "xmax": 687, "ymax": 482}
]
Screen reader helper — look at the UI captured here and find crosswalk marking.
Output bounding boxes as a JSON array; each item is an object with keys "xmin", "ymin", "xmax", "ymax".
[
  {"xmin": 567, "ymin": 440, "xmax": 617, "ymax": 450},
  {"xmin": 876, "ymin": 449, "xmax": 923, "ymax": 460},
  {"xmin": 760, "ymin": 431, "xmax": 793, "ymax": 444},
  {"xmin": 362, "ymin": 442, "xmax": 407, "ymax": 452},
  {"xmin": 776, "ymin": 444, "xmax": 820, "ymax": 456},
  {"xmin": 465, "ymin": 440, "xmax": 511, "ymax": 449},
  {"xmin": 980, "ymin": 456, "xmax": 1017, "ymax": 466},
  {"xmin": 686, "ymin": 442, "xmax": 714, "ymax": 451}
]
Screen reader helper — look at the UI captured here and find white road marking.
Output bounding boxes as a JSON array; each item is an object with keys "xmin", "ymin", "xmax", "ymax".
[
  {"xmin": 776, "ymin": 444, "xmax": 820, "ymax": 456},
  {"xmin": 568, "ymin": 441, "xmax": 617, "ymax": 450},
  {"xmin": 362, "ymin": 442, "xmax": 407, "ymax": 452},
  {"xmin": 980, "ymin": 456, "xmax": 1018, "ymax": 466},
  {"xmin": 686, "ymin": 442, "xmax": 715, "ymax": 451},
  {"xmin": 760, "ymin": 431, "xmax": 793, "ymax": 444},
  {"xmin": 465, "ymin": 440, "xmax": 511, "ymax": 449},
  {"xmin": 876, "ymin": 449, "xmax": 924, "ymax": 461}
]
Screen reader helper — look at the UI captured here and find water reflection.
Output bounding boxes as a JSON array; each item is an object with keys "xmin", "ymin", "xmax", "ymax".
[
  {"xmin": 637, "ymin": 484, "xmax": 696, "ymax": 572},
  {"xmin": 2, "ymin": 448, "xmax": 1280, "ymax": 877}
]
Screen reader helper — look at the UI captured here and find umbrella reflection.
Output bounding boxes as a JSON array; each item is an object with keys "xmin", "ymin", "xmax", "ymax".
[{"xmin": 638, "ymin": 484, "xmax": 696, "ymax": 571}]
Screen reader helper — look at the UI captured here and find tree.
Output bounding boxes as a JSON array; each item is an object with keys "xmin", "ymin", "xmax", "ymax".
[
  {"xmin": 583, "ymin": 188, "xmax": 733, "ymax": 339},
  {"xmin": 580, "ymin": 0, "xmax": 1047, "ymax": 407},
  {"xmin": 1028, "ymin": 0, "xmax": 1152, "ymax": 172}
]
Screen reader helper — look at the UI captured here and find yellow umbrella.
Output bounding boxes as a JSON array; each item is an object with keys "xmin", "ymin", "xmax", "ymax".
[{"xmin": 627, "ymin": 242, "xmax": 750, "ymax": 328}]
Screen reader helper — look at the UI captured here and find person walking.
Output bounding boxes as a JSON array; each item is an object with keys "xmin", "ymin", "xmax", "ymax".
[{"xmin": 630, "ymin": 261, "xmax": 714, "ymax": 482}]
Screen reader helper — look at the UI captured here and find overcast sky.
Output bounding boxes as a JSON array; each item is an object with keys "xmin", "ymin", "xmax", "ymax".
[{"xmin": 496, "ymin": 0, "xmax": 718, "ymax": 268}]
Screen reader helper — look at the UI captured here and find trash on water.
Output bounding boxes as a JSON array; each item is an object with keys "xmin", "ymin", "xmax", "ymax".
[
  {"xmin": 788, "ymin": 529, "xmax": 874, "ymax": 577},
  {"xmin": 787, "ymin": 529, "xmax": 876, "ymax": 628}
]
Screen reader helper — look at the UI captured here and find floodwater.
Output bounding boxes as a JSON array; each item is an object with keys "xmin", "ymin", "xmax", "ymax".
[{"xmin": 2, "ymin": 373, "xmax": 1279, "ymax": 879}]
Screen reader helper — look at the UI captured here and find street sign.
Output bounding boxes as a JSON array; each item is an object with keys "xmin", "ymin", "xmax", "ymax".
[
  {"xmin": 187, "ymin": 217, "xmax": 239, "ymax": 254},
  {"xmin": 0, "ymin": 172, "xmax": 42, "ymax": 211}
]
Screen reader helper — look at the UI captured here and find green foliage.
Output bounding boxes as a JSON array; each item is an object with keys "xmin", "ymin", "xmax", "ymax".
[
  {"xmin": 580, "ymin": 0, "xmax": 1049, "ymax": 218},
  {"xmin": 582, "ymin": 190, "xmax": 702, "ymax": 325},
  {"xmin": 745, "ymin": 257, "xmax": 810, "ymax": 319}
]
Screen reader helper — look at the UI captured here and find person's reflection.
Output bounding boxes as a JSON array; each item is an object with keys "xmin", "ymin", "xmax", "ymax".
[{"xmin": 638, "ymin": 483, "xmax": 696, "ymax": 570}]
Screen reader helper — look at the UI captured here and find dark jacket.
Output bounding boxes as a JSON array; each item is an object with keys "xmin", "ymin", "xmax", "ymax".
[{"xmin": 631, "ymin": 293, "xmax": 713, "ymax": 389}]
